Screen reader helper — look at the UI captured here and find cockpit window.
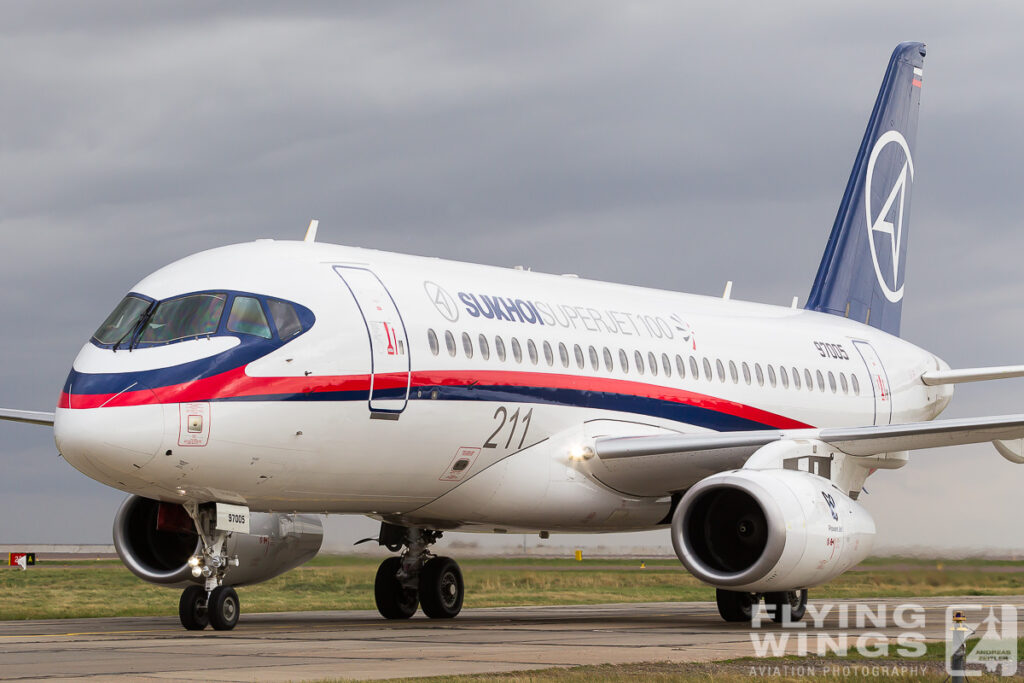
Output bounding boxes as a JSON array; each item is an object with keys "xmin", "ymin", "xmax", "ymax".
[
  {"xmin": 227, "ymin": 296, "xmax": 272, "ymax": 339},
  {"xmin": 92, "ymin": 295, "xmax": 151, "ymax": 345},
  {"xmin": 139, "ymin": 293, "xmax": 227, "ymax": 344},
  {"xmin": 267, "ymin": 299, "xmax": 302, "ymax": 339}
]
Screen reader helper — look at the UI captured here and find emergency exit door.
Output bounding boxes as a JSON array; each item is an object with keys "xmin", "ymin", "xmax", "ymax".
[
  {"xmin": 852, "ymin": 340, "xmax": 892, "ymax": 426},
  {"xmin": 334, "ymin": 266, "xmax": 411, "ymax": 416}
]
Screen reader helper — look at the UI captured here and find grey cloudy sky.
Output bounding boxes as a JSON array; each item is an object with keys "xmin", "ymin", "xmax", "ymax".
[{"xmin": 2, "ymin": 2, "xmax": 1024, "ymax": 555}]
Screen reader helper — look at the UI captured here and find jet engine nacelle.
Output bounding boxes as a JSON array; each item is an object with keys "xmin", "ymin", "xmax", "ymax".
[
  {"xmin": 113, "ymin": 495, "xmax": 323, "ymax": 587},
  {"xmin": 671, "ymin": 469, "xmax": 875, "ymax": 592}
]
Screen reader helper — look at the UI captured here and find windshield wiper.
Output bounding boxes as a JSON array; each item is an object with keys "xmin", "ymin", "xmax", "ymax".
[
  {"xmin": 111, "ymin": 325, "xmax": 135, "ymax": 353},
  {"xmin": 127, "ymin": 302, "xmax": 158, "ymax": 352},
  {"xmin": 112, "ymin": 302, "xmax": 156, "ymax": 353}
]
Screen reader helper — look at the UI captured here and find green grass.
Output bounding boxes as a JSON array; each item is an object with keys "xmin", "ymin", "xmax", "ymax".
[{"xmin": 3, "ymin": 555, "xmax": 1024, "ymax": 620}]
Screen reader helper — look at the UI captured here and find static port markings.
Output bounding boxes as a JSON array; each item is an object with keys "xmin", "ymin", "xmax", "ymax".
[{"xmin": 483, "ymin": 406, "xmax": 534, "ymax": 450}]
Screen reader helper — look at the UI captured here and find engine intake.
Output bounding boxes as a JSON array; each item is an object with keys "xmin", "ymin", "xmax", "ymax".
[
  {"xmin": 113, "ymin": 495, "xmax": 323, "ymax": 587},
  {"xmin": 671, "ymin": 469, "xmax": 874, "ymax": 592}
]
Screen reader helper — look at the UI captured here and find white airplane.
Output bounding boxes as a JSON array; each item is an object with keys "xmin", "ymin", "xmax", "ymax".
[{"xmin": 4, "ymin": 41, "xmax": 1024, "ymax": 631}]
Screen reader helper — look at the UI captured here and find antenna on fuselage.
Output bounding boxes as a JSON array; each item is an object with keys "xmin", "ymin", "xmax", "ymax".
[
  {"xmin": 722, "ymin": 281, "xmax": 733, "ymax": 300},
  {"xmin": 304, "ymin": 219, "xmax": 320, "ymax": 243}
]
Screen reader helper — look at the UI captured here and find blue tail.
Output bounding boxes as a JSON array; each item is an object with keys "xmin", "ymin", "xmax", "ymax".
[{"xmin": 806, "ymin": 42, "xmax": 926, "ymax": 337}]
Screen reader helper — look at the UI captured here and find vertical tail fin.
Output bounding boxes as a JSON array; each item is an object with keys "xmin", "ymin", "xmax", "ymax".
[{"xmin": 806, "ymin": 42, "xmax": 926, "ymax": 336}]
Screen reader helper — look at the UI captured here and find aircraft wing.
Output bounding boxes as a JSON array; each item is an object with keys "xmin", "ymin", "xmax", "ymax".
[
  {"xmin": 589, "ymin": 414, "xmax": 1024, "ymax": 496},
  {"xmin": 0, "ymin": 409, "xmax": 55, "ymax": 426},
  {"xmin": 597, "ymin": 414, "xmax": 1024, "ymax": 460}
]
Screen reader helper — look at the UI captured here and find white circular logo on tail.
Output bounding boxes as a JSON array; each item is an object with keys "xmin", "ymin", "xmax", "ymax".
[{"xmin": 865, "ymin": 130, "xmax": 914, "ymax": 303}]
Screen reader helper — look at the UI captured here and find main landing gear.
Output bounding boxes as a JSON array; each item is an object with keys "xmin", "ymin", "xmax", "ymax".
[
  {"xmin": 370, "ymin": 524, "xmax": 465, "ymax": 620},
  {"xmin": 178, "ymin": 502, "xmax": 242, "ymax": 631},
  {"xmin": 716, "ymin": 588, "xmax": 808, "ymax": 623}
]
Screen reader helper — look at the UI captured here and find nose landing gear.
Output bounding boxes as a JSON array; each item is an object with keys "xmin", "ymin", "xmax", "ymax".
[
  {"xmin": 178, "ymin": 502, "xmax": 242, "ymax": 631},
  {"xmin": 370, "ymin": 525, "xmax": 465, "ymax": 620}
]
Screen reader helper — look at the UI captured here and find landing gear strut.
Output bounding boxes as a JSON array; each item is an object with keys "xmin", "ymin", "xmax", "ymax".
[
  {"xmin": 715, "ymin": 588, "xmax": 808, "ymax": 623},
  {"xmin": 178, "ymin": 502, "xmax": 241, "ymax": 631},
  {"xmin": 371, "ymin": 524, "xmax": 465, "ymax": 620}
]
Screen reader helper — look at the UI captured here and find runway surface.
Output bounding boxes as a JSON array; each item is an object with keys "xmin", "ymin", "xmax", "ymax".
[{"xmin": 2, "ymin": 597, "xmax": 1022, "ymax": 681}]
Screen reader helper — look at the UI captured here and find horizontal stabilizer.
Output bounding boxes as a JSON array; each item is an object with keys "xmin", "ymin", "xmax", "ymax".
[
  {"xmin": 0, "ymin": 408, "xmax": 55, "ymax": 426},
  {"xmin": 921, "ymin": 365, "xmax": 1024, "ymax": 386}
]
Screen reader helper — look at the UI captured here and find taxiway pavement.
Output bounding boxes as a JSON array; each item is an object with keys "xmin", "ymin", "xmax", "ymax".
[{"xmin": 1, "ymin": 597, "xmax": 1021, "ymax": 681}]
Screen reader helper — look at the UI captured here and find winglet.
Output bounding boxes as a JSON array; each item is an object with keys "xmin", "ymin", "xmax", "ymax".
[{"xmin": 304, "ymin": 219, "xmax": 319, "ymax": 243}]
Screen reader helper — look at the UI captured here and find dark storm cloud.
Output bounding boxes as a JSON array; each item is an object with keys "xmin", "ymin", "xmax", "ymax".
[{"xmin": 2, "ymin": 2, "xmax": 1024, "ymax": 549}]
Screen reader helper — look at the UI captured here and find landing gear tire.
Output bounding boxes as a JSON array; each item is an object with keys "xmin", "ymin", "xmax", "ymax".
[
  {"xmin": 375, "ymin": 556, "xmax": 419, "ymax": 619},
  {"xmin": 208, "ymin": 586, "xmax": 240, "ymax": 631},
  {"xmin": 179, "ymin": 585, "xmax": 209, "ymax": 631},
  {"xmin": 419, "ymin": 556, "xmax": 464, "ymax": 619},
  {"xmin": 715, "ymin": 589, "xmax": 756, "ymax": 622},
  {"xmin": 764, "ymin": 589, "xmax": 807, "ymax": 623}
]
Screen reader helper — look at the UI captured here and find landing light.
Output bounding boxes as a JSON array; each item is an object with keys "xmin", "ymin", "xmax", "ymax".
[
  {"xmin": 568, "ymin": 445, "xmax": 595, "ymax": 462},
  {"xmin": 187, "ymin": 555, "xmax": 201, "ymax": 568}
]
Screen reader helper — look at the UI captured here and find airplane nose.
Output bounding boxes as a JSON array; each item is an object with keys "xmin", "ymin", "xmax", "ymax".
[{"xmin": 55, "ymin": 384, "xmax": 168, "ymax": 490}]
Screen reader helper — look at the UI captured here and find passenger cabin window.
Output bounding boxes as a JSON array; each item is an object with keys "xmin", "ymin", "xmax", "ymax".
[
  {"xmin": 804, "ymin": 368, "xmax": 813, "ymax": 391},
  {"xmin": 635, "ymin": 350, "xmax": 645, "ymax": 375},
  {"xmin": 461, "ymin": 332, "xmax": 474, "ymax": 358},
  {"xmin": 702, "ymin": 357, "xmax": 712, "ymax": 381},
  {"xmin": 543, "ymin": 341, "xmax": 554, "ymax": 366},
  {"xmin": 828, "ymin": 371, "xmax": 837, "ymax": 393},
  {"xmin": 141, "ymin": 293, "xmax": 227, "ymax": 344},
  {"xmin": 780, "ymin": 366, "xmax": 789, "ymax": 389},
  {"xmin": 676, "ymin": 355, "xmax": 686, "ymax": 379},
  {"xmin": 851, "ymin": 374, "xmax": 861, "ymax": 395},
  {"xmin": 648, "ymin": 352, "xmax": 658, "ymax": 377},
  {"xmin": 574, "ymin": 344, "xmax": 585, "ymax": 370},
  {"xmin": 755, "ymin": 363, "xmax": 764, "ymax": 387},
  {"xmin": 816, "ymin": 370, "xmax": 826, "ymax": 392},
  {"xmin": 603, "ymin": 347, "xmax": 614, "ymax": 372},
  {"xmin": 767, "ymin": 364, "xmax": 777, "ymax": 388},
  {"xmin": 527, "ymin": 339, "xmax": 539, "ymax": 365},
  {"xmin": 495, "ymin": 335, "xmax": 506, "ymax": 361},
  {"xmin": 840, "ymin": 373, "xmax": 849, "ymax": 394},
  {"xmin": 93, "ymin": 295, "xmax": 151, "ymax": 345},
  {"xmin": 478, "ymin": 334, "xmax": 490, "ymax": 360},
  {"xmin": 511, "ymin": 337, "xmax": 523, "ymax": 363},
  {"xmin": 589, "ymin": 346, "xmax": 600, "ymax": 371},
  {"xmin": 742, "ymin": 362, "xmax": 751, "ymax": 385},
  {"xmin": 559, "ymin": 343, "xmax": 570, "ymax": 368},
  {"xmin": 792, "ymin": 366, "xmax": 801, "ymax": 389},
  {"xmin": 662, "ymin": 353, "xmax": 672, "ymax": 377},
  {"xmin": 715, "ymin": 358, "xmax": 725, "ymax": 382},
  {"xmin": 428, "ymin": 329, "xmax": 439, "ymax": 356},
  {"xmin": 268, "ymin": 299, "xmax": 302, "ymax": 339},
  {"xmin": 619, "ymin": 349, "xmax": 629, "ymax": 373}
]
